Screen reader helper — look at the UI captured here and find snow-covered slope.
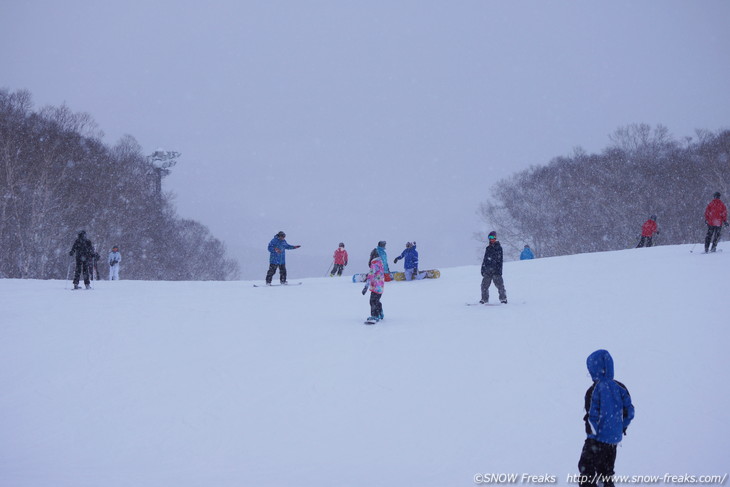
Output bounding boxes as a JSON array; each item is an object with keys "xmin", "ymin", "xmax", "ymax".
[{"xmin": 1, "ymin": 244, "xmax": 728, "ymax": 487}]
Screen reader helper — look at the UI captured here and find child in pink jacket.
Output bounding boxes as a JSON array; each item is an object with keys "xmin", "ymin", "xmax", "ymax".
[{"xmin": 363, "ymin": 248, "xmax": 385, "ymax": 322}]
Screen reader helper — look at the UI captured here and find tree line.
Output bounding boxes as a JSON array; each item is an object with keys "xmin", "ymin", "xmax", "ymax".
[
  {"xmin": 479, "ymin": 124, "xmax": 730, "ymax": 258},
  {"xmin": 0, "ymin": 88, "xmax": 239, "ymax": 280}
]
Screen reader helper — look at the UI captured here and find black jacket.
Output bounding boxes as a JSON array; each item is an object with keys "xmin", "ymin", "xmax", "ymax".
[
  {"xmin": 481, "ymin": 242, "xmax": 503, "ymax": 276},
  {"xmin": 70, "ymin": 236, "xmax": 95, "ymax": 262}
]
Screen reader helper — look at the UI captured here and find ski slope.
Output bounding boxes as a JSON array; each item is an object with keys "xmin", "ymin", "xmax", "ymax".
[{"xmin": 1, "ymin": 244, "xmax": 728, "ymax": 487}]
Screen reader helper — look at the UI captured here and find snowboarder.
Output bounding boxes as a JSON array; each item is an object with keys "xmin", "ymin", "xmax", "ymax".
[
  {"xmin": 578, "ymin": 349, "xmax": 635, "ymax": 487},
  {"xmin": 375, "ymin": 240, "xmax": 391, "ymax": 277},
  {"xmin": 704, "ymin": 192, "xmax": 728, "ymax": 253},
  {"xmin": 69, "ymin": 230, "xmax": 95, "ymax": 289},
  {"xmin": 108, "ymin": 245, "xmax": 122, "ymax": 280},
  {"xmin": 330, "ymin": 242, "xmax": 348, "ymax": 277},
  {"xmin": 394, "ymin": 241, "xmax": 425, "ymax": 280},
  {"xmin": 520, "ymin": 244, "xmax": 535, "ymax": 260},
  {"xmin": 480, "ymin": 231, "xmax": 507, "ymax": 304},
  {"xmin": 636, "ymin": 215, "xmax": 659, "ymax": 248},
  {"xmin": 265, "ymin": 231, "xmax": 300, "ymax": 285},
  {"xmin": 363, "ymin": 248, "xmax": 385, "ymax": 323}
]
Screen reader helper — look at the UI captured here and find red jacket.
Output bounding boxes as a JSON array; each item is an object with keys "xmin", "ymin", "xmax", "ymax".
[
  {"xmin": 333, "ymin": 248, "xmax": 348, "ymax": 265},
  {"xmin": 641, "ymin": 219, "xmax": 658, "ymax": 237},
  {"xmin": 705, "ymin": 199, "xmax": 728, "ymax": 227}
]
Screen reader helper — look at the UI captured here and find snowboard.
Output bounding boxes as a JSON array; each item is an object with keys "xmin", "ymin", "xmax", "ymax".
[
  {"xmin": 351, "ymin": 269, "xmax": 440, "ymax": 283},
  {"xmin": 253, "ymin": 282, "xmax": 302, "ymax": 287},
  {"xmin": 364, "ymin": 318, "xmax": 378, "ymax": 325},
  {"xmin": 466, "ymin": 302, "xmax": 505, "ymax": 306}
]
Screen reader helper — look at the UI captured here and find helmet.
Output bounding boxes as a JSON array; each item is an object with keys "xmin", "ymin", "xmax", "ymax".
[
  {"xmin": 339, "ymin": 242, "xmax": 345, "ymax": 248},
  {"xmin": 713, "ymin": 192, "xmax": 721, "ymax": 199},
  {"xmin": 488, "ymin": 231, "xmax": 497, "ymax": 240},
  {"xmin": 650, "ymin": 215, "xmax": 657, "ymax": 221},
  {"xmin": 378, "ymin": 241, "xmax": 386, "ymax": 248},
  {"xmin": 276, "ymin": 231, "xmax": 286, "ymax": 238}
]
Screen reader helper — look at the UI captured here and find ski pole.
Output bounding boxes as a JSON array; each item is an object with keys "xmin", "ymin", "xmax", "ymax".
[{"xmin": 325, "ymin": 261, "xmax": 334, "ymax": 276}]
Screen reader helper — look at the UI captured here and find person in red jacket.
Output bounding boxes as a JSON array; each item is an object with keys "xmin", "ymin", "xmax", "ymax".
[
  {"xmin": 704, "ymin": 192, "xmax": 728, "ymax": 253},
  {"xmin": 330, "ymin": 242, "xmax": 349, "ymax": 277},
  {"xmin": 637, "ymin": 215, "xmax": 659, "ymax": 248}
]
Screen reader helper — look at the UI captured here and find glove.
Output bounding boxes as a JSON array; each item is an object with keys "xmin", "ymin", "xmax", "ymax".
[
  {"xmin": 725, "ymin": 222, "xmax": 729, "ymax": 227},
  {"xmin": 656, "ymin": 230, "xmax": 660, "ymax": 234},
  {"xmin": 394, "ymin": 257, "xmax": 400, "ymax": 264},
  {"xmin": 293, "ymin": 245, "xmax": 301, "ymax": 249},
  {"xmin": 361, "ymin": 285, "xmax": 368, "ymax": 295},
  {"xmin": 110, "ymin": 261, "xmax": 117, "ymax": 266},
  {"xmin": 623, "ymin": 428, "xmax": 628, "ymax": 436},
  {"xmin": 69, "ymin": 251, "xmax": 74, "ymax": 256}
]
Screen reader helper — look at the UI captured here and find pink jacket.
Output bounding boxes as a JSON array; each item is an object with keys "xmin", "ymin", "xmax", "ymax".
[{"xmin": 367, "ymin": 257, "xmax": 385, "ymax": 294}]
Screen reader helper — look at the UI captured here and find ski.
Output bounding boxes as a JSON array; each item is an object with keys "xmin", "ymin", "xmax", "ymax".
[
  {"xmin": 466, "ymin": 302, "xmax": 503, "ymax": 306},
  {"xmin": 364, "ymin": 319, "xmax": 378, "ymax": 325},
  {"xmin": 253, "ymin": 282, "xmax": 302, "ymax": 287}
]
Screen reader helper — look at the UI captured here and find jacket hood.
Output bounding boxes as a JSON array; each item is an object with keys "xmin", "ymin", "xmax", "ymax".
[{"xmin": 587, "ymin": 349, "xmax": 614, "ymax": 381}]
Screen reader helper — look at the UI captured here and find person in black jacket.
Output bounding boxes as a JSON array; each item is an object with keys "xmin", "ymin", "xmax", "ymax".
[
  {"xmin": 480, "ymin": 231, "xmax": 507, "ymax": 304},
  {"xmin": 69, "ymin": 230, "xmax": 95, "ymax": 289}
]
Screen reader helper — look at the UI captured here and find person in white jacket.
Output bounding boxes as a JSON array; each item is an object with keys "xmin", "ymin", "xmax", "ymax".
[{"xmin": 108, "ymin": 246, "xmax": 122, "ymax": 280}]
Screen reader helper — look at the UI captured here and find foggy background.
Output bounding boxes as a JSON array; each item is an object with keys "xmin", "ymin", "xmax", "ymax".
[{"xmin": 2, "ymin": 1, "xmax": 728, "ymax": 279}]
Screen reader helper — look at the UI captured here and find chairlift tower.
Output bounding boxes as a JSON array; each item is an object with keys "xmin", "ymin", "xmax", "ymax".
[{"xmin": 148, "ymin": 149, "xmax": 180, "ymax": 197}]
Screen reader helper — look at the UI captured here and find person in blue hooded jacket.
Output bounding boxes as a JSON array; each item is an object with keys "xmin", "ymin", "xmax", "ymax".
[
  {"xmin": 519, "ymin": 245, "xmax": 535, "ymax": 260},
  {"xmin": 265, "ymin": 231, "xmax": 300, "ymax": 285},
  {"xmin": 394, "ymin": 242, "xmax": 425, "ymax": 280},
  {"xmin": 578, "ymin": 349, "xmax": 635, "ymax": 487}
]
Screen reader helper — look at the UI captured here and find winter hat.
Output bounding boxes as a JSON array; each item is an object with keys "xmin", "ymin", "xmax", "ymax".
[
  {"xmin": 488, "ymin": 231, "xmax": 497, "ymax": 240},
  {"xmin": 714, "ymin": 192, "xmax": 721, "ymax": 199},
  {"xmin": 650, "ymin": 214, "xmax": 657, "ymax": 221},
  {"xmin": 78, "ymin": 230, "xmax": 86, "ymax": 237},
  {"xmin": 276, "ymin": 231, "xmax": 286, "ymax": 238},
  {"xmin": 112, "ymin": 246, "xmax": 119, "ymax": 251},
  {"xmin": 339, "ymin": 242, "xmax": 345, "ymax": 248},
  {"xmin": 405, "ymin": 242, "xmax": 413, "ymax": 248},
  {"xmin": 378, "ymin": 241, "xmax": 386, "ymax": 248}
]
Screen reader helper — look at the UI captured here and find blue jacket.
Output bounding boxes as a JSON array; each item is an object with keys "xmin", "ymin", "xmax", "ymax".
[
  {"xmin": 376, "ymin": 245, "xmax": 390, "ymax": 273},
  {"xmin": 520, "ymin": 247, "xmax": 535, "ymax": 260},
  {"xmin": 583, "ymin": 350, "xmax": 635, "ymax": 444},
  {"xmin": 268, "ymin": 236, "xmax": 295, "ymax": 265},
  {"xmin": 396, "ymin": 245, "xmax": 419, "ymax": 270}
]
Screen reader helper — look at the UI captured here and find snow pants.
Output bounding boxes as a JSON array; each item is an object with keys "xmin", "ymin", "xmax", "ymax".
[
  {"xmin": 705, "ymin": 225, "xmax": 722, "ymax": 252},
  {"xmin": 578, "ymin": 438, "xmax": 617, "ymax": 487},
  {"xmin": 109, "ymin": 264, "xmax": 120, "ymax": 280},
  {"xmin": 266, "ymin": 264, "xmax": 287, "ymax": 284},
  {"xmin": 73, "ymin": 259, "xmax": 91, "ymax": 286},
  {"xmin": 369, "ymin": 291, "xmax": 383, "ymax": 318},
  {"xmin": 481, "ymin": 273, "xmax": 507, "ymax": 303},
  {"xmin": 330, "ymin": 264, "xmax": 345, "ymax": 276},
  {"xmin": 404, "ymin": 268, "xmax": 426, "ymax": 281},
  {"xmin": 636, "ymin": 236, "xmax": 654, "ymax": 248}
]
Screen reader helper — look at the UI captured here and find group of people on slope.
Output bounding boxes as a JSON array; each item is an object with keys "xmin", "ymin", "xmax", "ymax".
[
  {"xmin": 636, "ymin": 192, "xmax": 728, "ymax": 252},
  {"xmin": 68, "ymin": 231, "xmax": 122, "ymax": 289}
]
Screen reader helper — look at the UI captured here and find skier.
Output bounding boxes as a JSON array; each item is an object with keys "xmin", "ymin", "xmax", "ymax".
[
  {"xmin": 330, "ymin": 242, "xmax": 348, "ymax": 277},
  {"xmin": 636, "ymin": 215, "xmax": 659, "ymax": 248},
  {"xmin": 363, "ymin": 248, "xmax": 385, "ymax": 323},
  {"xmin": 90, "ymin": 251, "xmax": 101, "ymax": 280},
  {"xmin": 519, "ymin": 244, "xmax": 535, "ymax": 260},
  {"xmin": 480, "ymin": 231, "xmax": 507, "ymax": 304},
  {"xmin": 704, "ymin": 192, "xmax": 728, "ymax": 253},
  {"xmin": 376, "ymin": 240, "xmax": 391, "ymax": 277},
  {"xmin": 69, "ymin": 230, "xmax": 95, "ymax": 289},
  {"xmin": 394, "ymin": 241, "xmax": 424, "ymax": 280},
  {"xmin": 265, "ymin": 231, "xmax": 300, "ymax": 285},
  {"xmin": 108, "ymin": 245, "xmax": 122, "ymax": 280},
  {"xmin": 578, "ymin": 349, "xmax": 635, "ymax": 487}
]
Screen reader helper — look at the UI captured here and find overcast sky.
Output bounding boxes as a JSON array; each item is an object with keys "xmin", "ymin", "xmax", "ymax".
[{"xmin": 2, "ymin": 1, "xmax": 729, "ymax": 278}]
